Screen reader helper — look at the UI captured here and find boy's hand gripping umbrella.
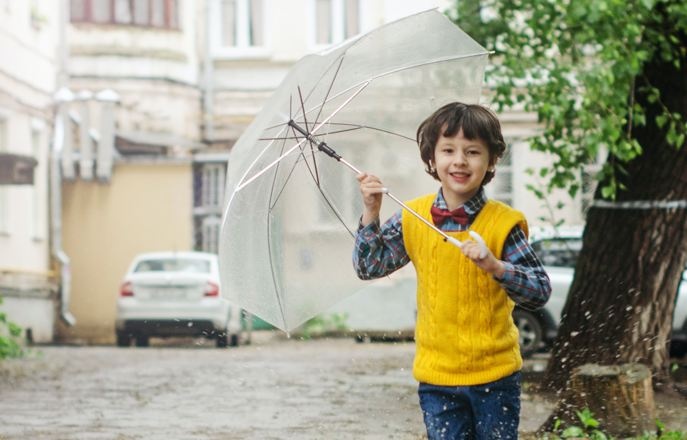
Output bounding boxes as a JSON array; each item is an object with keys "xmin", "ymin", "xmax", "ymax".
[
  {"xmin": 287, "ymin": 119, "xmax": 489, "ymax": 257},
  {"xmin": 219, "ymin": 10, "xmax": 489, "ymax": 332}
]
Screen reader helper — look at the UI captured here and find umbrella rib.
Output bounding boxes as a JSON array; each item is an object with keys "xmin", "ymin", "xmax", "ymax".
[
  {"xmin": 317, "ymin": 189, "xmax": 357, "ymax": 238},
  {"xmin": 259, "ymin": 122, "xmax": 415, "ymax": 142},
  {"xmin": 297, "ymin": 86, "xmax": 321, "ymax": 185},
  {"xmin": 235, "ymin": 80, "xmax": 371, "ymax": 193},
  {"xmin": 296, "ymin": 53, "xmax": 355, "ymax": 239},
  {"xmin": 264, "ymin": 128, "xmax": 294, "ymax": 332},
  {"xmin": 311, "ymin": 56, "xmax": 345, "ymax": 136},
  {"xmin": 266, "ymin": 217, "xmax": 289, "ymax": 331},
  {"xmin": 263, "ymin": 51, "xmax": 487, "ymax": 134}
]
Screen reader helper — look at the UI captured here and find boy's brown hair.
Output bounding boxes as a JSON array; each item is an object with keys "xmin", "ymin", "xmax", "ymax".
[{"xmin": 416, "ymin": 102, "xmax": 506, "ymax": 185}]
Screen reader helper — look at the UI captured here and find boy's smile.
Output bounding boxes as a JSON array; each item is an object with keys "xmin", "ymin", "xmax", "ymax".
[{"xmin": 433, "ymin": 129, "xmax": 491, "ymax": 210}]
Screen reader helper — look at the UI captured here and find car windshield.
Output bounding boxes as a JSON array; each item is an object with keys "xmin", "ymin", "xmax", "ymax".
[
  {"xmin": 134, "ymin": 258, "xmax": 211, "ymax": 273},
  {"xmin": 531, "ymin": 238, "xmax": 582, "ymax": 268}
]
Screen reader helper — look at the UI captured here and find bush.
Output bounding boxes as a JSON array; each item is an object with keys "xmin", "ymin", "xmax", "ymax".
[
  {"xmin": 0, "ymin": 295, "xmax": 23, "ymax": 359},
  {"xmin": 540, "ymin": 409, "xmax": 686, "ymax": 440}
]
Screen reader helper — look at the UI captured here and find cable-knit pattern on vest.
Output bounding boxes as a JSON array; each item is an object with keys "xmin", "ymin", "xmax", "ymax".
[{"xmin": 402, "ymin": 194, "xmax": 527, "ymax": 386}]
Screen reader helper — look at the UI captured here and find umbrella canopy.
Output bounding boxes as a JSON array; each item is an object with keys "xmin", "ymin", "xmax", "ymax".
[{"xmin": 219, "ymin": 9, "xmax": 489, "ymax": 332}]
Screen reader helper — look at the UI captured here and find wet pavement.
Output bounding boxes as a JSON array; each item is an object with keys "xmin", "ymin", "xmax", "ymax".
[{"xmin": 0, "ymin": 332, "xmax": 682, "ymax": 439}]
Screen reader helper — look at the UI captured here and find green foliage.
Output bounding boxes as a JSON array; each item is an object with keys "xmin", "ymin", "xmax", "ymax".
[
  {"xmin": 298, "ymin": 313, "xmax": 349, "ymax": 339},
  {"xmin": 447, "ymin": 0, "xmax": 687, "ymax": 200},
  {"xmin": 539, "ymin": 409, "xmax": 686, "ymax": 439},
  {"xmin": 0, "ymin": 295, "xmax": 24, "ymax": 359}
]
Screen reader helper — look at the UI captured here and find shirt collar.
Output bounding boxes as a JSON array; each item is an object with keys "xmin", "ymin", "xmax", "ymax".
[{"xmin": 434, "ymin": 187, "xmax": 487, "ymax": 216}]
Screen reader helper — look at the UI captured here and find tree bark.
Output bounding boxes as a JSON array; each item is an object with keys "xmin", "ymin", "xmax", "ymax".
[
  {"xmin": 542, "ymin": 14, "xmax": 687, "ymax": 393},
  {"xmin": 540, "ymin": 364, "xmax": 655, "ymax": 437}
]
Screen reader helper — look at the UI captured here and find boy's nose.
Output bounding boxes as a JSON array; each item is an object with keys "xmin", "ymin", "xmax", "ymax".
[{"xmin": 455, "ymin": 151, "xmax": 468, "ymax": 165}]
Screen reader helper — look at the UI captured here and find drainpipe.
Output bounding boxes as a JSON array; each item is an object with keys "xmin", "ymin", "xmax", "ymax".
[
  {"xmin": 52, "ymin": 0, "xmax": 75, "ymax": 326},
  {"xmin": 203, "ymin": 0, "xmax": 215, "ymax": 141},
  {"xmin": 51, "ymin": 87, "xmax": 76, "ymax": 326}
]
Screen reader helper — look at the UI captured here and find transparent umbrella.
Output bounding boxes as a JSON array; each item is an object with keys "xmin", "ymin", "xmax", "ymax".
[{"xmin": 219, "ymin": 9, "xmax": 489, "ymax": 332}]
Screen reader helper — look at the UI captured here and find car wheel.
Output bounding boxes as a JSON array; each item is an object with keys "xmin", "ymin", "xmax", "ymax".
[
  {"xmin": 354, "ymin": 334, "xmax": 370, "ymax": 343},
  {"xmin": 229, "ymin": 333, "xmax": 239, "ymax": 347},
  {"xmin": 116, "ymin": 331, "xmax": 131, "ymax": 347},
  {"xmin": 670, "ymin": 340, "xmax": 687, "ymax": 358},
  {"xmin": 216, "ymin": 333, "xmax": 228, "ymax": 348},
  {"xmin": 513, "ymin": 309, "xmax": 543, "ymax": 358},
  {"xmin": 135, "ymin": 335, "xmax": 149, "ymax": 347}
]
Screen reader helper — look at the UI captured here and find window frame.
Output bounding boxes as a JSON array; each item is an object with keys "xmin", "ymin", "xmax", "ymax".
[
  {"xmin": 30, "ymin": 121, "xmax": 46, "ymax": 240},
  {"xmin": 69, "ymin": 0, "xmax": 180, "ymax": 30},
  {"xmin": 201, "ymin": 216, "xmax": 222, "ymax": 254},
  {"xmin": 308, "ymin": 0, "xmax": 361, "ymax": 51},
  {"xmin": 530, "ymin": 237, "xmax": 582, "ymax": 268},
  {"xmin": 200, "ymin": 162, "xmax": 225, "ymax": 209},
  {"xmin": 0, "ymin": 115, "xmax": 8, "ymax": 234},
  {"xmin": 211, "ymin": 0, "xmax": 270, "ymax": 59}
]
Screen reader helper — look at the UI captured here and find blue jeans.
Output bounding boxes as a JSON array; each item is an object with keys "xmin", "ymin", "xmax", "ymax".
[{"xmin": 418, "ymin": 372, "xmax": 521, "ymax": 440}]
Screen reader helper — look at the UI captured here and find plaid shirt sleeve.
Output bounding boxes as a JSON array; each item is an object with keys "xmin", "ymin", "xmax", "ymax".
[
  {"xmin": 352, "ymin": 210, "xmax": 410, "ymax": 280},
  {"xmin": 495, "ymin": 225, "xmax": 552, "ymax": 310}
]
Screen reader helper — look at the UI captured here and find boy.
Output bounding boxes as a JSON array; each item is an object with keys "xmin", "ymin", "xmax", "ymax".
[{"xmin": 353, "ymin": 102, "xmax": 551, "ymax": 439}]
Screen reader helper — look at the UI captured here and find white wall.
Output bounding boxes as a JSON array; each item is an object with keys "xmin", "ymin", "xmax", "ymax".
[
  {"xmin": 0, "ymin": 0, "xmax": 57, "ymax": 271},
  {"xmin": 0, "ymin": 0, "xmax": 60, "ymax": 343}
]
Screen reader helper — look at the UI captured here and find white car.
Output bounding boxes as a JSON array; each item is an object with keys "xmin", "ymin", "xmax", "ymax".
[
  {"xmin": 115, "ymin": 251, "xmax": 241, "ymax": 348},
  {"xmin": 513, "ymin": 227, "xmax": 687, "ymax": 357}
]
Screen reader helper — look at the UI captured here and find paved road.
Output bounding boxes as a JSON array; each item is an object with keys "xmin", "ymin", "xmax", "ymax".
[{"xmin": 0, "ymin": 333, "xmax": 560, "ymax": 440}]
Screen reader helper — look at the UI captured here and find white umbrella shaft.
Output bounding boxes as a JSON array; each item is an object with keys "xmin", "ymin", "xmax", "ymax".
[{"xmin": 287, "ymin": 120, "xmax": 463, "ymax": 249}]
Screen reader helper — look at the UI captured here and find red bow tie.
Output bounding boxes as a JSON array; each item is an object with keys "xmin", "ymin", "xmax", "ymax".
[{"xmin": 430, "ymin": 205, "xmax": 470, "ymax": 226}]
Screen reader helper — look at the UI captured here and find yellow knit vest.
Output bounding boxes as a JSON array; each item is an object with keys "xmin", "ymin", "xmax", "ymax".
[{"xmin": 402, "ymin": 194, "xmax": 528, "ymax": 386}]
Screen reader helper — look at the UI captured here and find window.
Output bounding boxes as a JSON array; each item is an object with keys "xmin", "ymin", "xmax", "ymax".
[
  {"xmin": 217, "ymin": 0, "xmax": 265, "ymax": 50},
  {"xmin": 0, "ymin": 117, "xmax": 7, "ymax": 233},
  {"xmin": 193, "ymin": 161, "xmax": 227, "ymax": 253},
  {"xmin": 134, "ymin": 257, "xmax": 211, "ymax": 273},
  {"xmin": 313, "ymin": 0, "xmax": 360, "ymax": 47},
  {"xmin": 487, "ymin": 140, "xmax": 514, "ymax": 206},
  {"xmin": 31, "ymin": 127, "xmax": 45, "ymax": 239},
  {"xmin": 201, "ymin": 216, "xmax": 222, "ymax": 254},
  {"xmin": 201, "ymin": 163, "xmax": 225, "ymax": 209},
  {"xmin": 531, "ymin": 237, "xmax": 582, "ymax": 268},
  {"xmin": 70, "ymin": 0, "xmax": 178, "ymax": 29}
]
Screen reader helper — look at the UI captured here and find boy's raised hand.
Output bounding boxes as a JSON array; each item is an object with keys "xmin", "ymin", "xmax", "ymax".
[
  {"xmin": 461, "ymin": 230, "xmax": 506, "ymax": 278},
  {"xmin": 357, "ymin": 172, "xmax": 387, "ymax": 226}
]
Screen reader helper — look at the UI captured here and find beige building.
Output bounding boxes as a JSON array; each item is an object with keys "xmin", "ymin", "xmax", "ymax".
[{"xmin": 1, "ymin": 0, "xmax": 595, "ymax": 344}]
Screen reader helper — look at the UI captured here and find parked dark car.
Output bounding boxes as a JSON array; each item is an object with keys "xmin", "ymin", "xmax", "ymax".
[{"xmin": 514, "ymin": 228, "xmax": 687, "ymax": 358}]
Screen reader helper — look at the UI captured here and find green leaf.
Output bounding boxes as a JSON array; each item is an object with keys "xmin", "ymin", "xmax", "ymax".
[
  {"xmin": 655, "ymin": 114, "xmax": 668, "ymax": 129},
  {"xmin": 561, "ymin": 426, "xmax": 585, "ymax": 437}
]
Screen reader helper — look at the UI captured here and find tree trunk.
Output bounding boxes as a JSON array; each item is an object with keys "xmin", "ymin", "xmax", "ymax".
[
  {"xmin": 542, "ymin": 16, "xmax": 687, "ymax": 393},
  {"xmin": 540, "ymin": 363, "xmax": 655, "ymax": 437}
]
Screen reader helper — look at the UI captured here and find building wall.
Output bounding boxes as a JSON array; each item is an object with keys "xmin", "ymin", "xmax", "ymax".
[
  {"xmin": 0, "ymin": 0, "xmax": 57, "ymax": 270},
  {"xmin": 59, "ymin": 162, "xmax": 193, "ymax": 343},
  {"xmin": 208, "ymin": 0, "xmax": 589, "ymax": 229},
  {"xmin": 0, "ymin": 0, "xmax": 60, "ymax": 342},
  {"xmin": 67, "ymin": 0, "xmax": 201, "ymax": 146}
]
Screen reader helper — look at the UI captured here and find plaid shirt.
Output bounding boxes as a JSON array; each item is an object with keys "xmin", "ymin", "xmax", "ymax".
[{"xmin": 353, "ymin": 188, "xmax": 551, "ymax": 310}]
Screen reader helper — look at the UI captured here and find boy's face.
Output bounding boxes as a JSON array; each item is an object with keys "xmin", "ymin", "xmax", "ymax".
[{"xmin": 433, "ymin": 128, "xmax": 491, "ymax": 209}]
